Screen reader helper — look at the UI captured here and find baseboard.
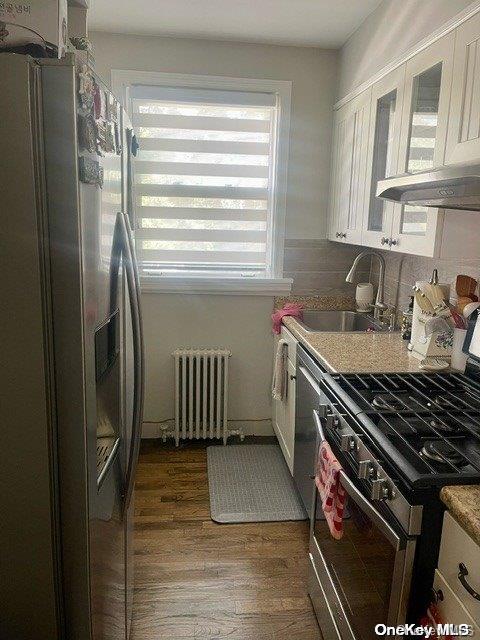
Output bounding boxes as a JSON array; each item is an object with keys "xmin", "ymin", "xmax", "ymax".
[{"xmin": 141, "ymin": 419, "xmax": 274, "ymax": 439}]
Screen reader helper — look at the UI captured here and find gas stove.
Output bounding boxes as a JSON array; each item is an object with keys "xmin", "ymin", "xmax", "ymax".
[
  {"xmin": 322, "ymin": 371, "xmax": 480, "ymax": 489},
  {"xmin": 299, "ymin": 345, "xmax": 480, "ymax": 634}
]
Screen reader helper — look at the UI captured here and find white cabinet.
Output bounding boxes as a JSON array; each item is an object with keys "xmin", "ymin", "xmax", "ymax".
[
  {"xmin": 438, "ymin": 512, "xmax": 480, "ymax": 623},
  {"xmin": 433, "ymin": 570, "xmax": 480, "ymax": 634},
  {"xmin": 389, "ymin": 32, "xmax": 455, "ymax": 256},
  {"xmin": 330, "ymin": 30, "xmax": 468, "ymax": 258},
  {"xmin": 328, "ymin": 89, "xmax": 371, "ymax": 245},
  {"xmin": 362, "ymin": 66, "xmax": 406, "ymax": 249},
  {"xmin": 272, "ymin": 326, "xmax": 297, "ymax": 474},
  {"xmin": 446, "ymin": 12, "xmax": 480, "ymax": 165}
]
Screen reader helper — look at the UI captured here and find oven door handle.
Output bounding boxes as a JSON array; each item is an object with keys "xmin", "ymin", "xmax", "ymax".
[
  {"xmin": 338, "ymin": 470, "xmax": 403, "ymax": 550},
  {"xmin": 313, "ymin": 408, "xmax": 326, "ymax": 441},
  {"xmin": 298, "ymin": 365, "xmax": 321, "ymax": 395}
]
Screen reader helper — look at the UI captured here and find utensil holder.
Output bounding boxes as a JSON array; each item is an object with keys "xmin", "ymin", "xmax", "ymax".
[{"xmin": 411, "ymin": 312, "xmax": 453, "ymax": 360}]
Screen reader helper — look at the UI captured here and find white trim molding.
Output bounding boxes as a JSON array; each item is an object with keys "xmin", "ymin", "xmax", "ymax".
[
  {"xmin": 335, "ymin": 0, "xmax": 480, "ymax": 110},
  {"xmin": 140, "ymin": 275, "xmax": 293, "ymax": 296},
  {"xmin": 111, "ymin": 69, "xmax": 292, "ymax": 291}
]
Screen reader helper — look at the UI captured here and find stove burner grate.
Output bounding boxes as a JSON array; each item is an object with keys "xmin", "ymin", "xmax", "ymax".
[
  {"xmin": 419, "ymin": 440, "xmax": 467, "ymax": 468},
  {"xmin": 372, "ymin": 393, "xmax": 407, "ymax": 411}
]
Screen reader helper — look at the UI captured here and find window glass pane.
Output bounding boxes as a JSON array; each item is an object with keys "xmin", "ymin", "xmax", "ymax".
[
  {"xmin": 140, "ymin": 219, "xmax": 266, "ymax": 231},
  {"xmin": 142, "ymin": 240, "xmax": 266, "ymax": 252},
  {"xmin": 406, "ymin": 62, "xmax": 442, "ymax": 173},
  {"xmin": 139, "ymin": 196, "xmax": 268, "ymax": 209},
  {"xmin": 400, "ymin": 205, "xmax": 428, "ymax": 235},
  {"xmin": 368, "ymin": 90, "xmax": 396, "ymax": 232},
  {"xmin": 137, "ymin": 102, "xmax": 271, "ymax": 120},
  {"xmin": 137, "ymin": 174, "xmax": 268, "ymax": 188},
  {"xmin": 133, "ymin": 93, "xmax": 276, "ymax": 274},
  {"xmin": 137, "ymin": 150, "xmax": 269, "ymax": 166},
  {"xmin": 137, "ymin": 127, "xmax": 270, "ymax": 143}
]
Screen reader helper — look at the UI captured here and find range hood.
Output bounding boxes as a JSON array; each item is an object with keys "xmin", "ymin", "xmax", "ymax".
[{"xmin": 376, "ymin": 163, "xmax": 480, "ymax": 211}]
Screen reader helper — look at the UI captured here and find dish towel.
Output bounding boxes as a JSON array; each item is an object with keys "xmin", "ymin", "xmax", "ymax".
[
  {"xmin": 315, "ymin": 440, "xmax": 347, "ymax": 539},
  {"xmin": 272, "ymin": 339, "xmax": 288, "ymax": 400},
  {"xmin": 420, "ymin": 602, "xmax": 451, "ymax": 640},
  {"xmin": 271, "ymin": 303, "xmax": 304, "ymax": 335}
]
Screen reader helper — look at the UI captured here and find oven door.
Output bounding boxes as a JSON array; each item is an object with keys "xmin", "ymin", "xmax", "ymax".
[{"xmin": 309, "ymin": 412, "xmax": 416, "ymax": 640}]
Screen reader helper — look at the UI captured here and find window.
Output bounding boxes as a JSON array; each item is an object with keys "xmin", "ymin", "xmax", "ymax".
[{"xmin": 113, "ymin": 71, "xmax": 292, "ymax": 293}]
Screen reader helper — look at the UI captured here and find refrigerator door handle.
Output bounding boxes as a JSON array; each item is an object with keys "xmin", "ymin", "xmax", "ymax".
[{"xmin": 117, "ymin": 212, "xmax": 145, "ymax": 509}]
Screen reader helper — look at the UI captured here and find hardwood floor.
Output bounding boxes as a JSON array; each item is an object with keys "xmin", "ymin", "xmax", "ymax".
[{"xmin": 131, "ymin": 440, "xmax": 321, "ymax": 640}]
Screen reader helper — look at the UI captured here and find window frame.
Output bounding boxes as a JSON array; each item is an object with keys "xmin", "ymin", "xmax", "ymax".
[{"xmin": 112, "ymin": 69, "xmax": 292, "ymax": 295}]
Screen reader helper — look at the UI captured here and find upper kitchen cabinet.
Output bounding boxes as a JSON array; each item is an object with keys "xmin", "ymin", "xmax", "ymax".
[
  {"xmin": 362, "ymin": 66, "xmax": 406, "ymax": 249},
  {"xmin": 327, "ymin": 88, "xmax": 371, "ymax": 245},
  {"xmin": 446, "ymin": 12, "xmax": 480, "ymax": 165},
  {"xmin": 390, "ymin": 32, "xmax": 455, "ymax": 256}
]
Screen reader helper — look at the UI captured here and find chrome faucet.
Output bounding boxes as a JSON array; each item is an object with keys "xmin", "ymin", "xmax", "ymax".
[{"xmin": 345, "ymin": 250, "xmax": 391, "ymax": 324}]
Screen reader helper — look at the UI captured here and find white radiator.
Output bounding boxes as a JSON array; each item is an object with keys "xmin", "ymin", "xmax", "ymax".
[{"xmin": 173, "ymin": 348, "xmax": 231, "ymax": 446}]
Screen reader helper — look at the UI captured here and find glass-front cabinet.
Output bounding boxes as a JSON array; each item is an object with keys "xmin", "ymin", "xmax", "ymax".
[
  {"xmin": 362, "ymin": 67, "xmax": 405, "ymax": 249},
  {"xmin": 390, "ymin": 32, "xmax": 455, "ymax": 256},
  {"xmin": 328, "ymin": 26, "xmax": 478, "ymax": 259}
]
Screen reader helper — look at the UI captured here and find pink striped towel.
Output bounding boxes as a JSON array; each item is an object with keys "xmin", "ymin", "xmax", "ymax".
[{"xmin": 315, "ymin": 440, "xmax": 347, "ymax": 539}]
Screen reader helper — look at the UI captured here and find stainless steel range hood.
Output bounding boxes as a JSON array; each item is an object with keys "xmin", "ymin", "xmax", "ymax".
[{"xmin": 376, "ymin": 163, "xmax": 480, "ymax": 210}]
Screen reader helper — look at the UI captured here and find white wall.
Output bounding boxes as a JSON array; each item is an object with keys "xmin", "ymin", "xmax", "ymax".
[
  {"xmin": 90, "ymin": 31, "xmax": 338, "ymax": 239},
  {"xmin": 141, "ymin": 293, "xmax": 275, "ymax": 436},
  {"xmin": 337, "ymin": 0, "xmax": 475, "ymax": 100},
  {"xmin": 88, "ymin": 32, "xmax": 340, "ymax": 437}
]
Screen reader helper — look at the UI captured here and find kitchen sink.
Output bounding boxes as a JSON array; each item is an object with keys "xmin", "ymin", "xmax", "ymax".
[{"xmin": 297, "ymin": 310, "xmax": 386, "ymax": 333}]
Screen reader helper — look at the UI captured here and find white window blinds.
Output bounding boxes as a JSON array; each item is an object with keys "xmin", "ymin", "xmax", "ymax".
[{"xmin": 131, "ymin": 84, "xmax": 278, "ymax": 277}]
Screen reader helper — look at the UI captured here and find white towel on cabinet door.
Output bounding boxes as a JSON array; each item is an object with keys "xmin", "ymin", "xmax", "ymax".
[{"xmin": 272, "ymin": 339, "xmax": 288, "ymax": 400}]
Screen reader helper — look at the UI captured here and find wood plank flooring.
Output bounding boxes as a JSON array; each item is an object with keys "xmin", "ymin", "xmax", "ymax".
[{"xmin": 132, "ymin": 440, "xmax": 321, "ymax": 640}]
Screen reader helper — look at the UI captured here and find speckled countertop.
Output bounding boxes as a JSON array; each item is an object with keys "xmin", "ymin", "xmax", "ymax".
[
  {"xmin": 281, "ymin": 313, "xmax": 423, "ymax": 374},
  {"xmin": 440, "ymin": 485, "xmax": 480, "ymax": 546},
  {"xmin": 274, "ymin": 294, "xmax": 355, "ymax": 311}
]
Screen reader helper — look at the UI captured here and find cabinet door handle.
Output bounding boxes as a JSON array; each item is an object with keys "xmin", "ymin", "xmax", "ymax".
[
  {"xmin": 389, "ymin": 238, "xmax": 398, "ymax": 247},
  {"xmin": 380, "ymin": 237, "xmax": 389, "ymax": 246},
  {"xmin": 335, "ymin": 232, "xmax": 340, "ymax": 238},
  {"xmin": 290, "ymin": 374, "xmax": 296, "ymax": 380},
  {"xmin": 341, "ymin": 232, "xmax": 347, "ymax": 239},
  {"xmin": 458, "ymin": 563, "xmax": 480, "ymax": 601}
]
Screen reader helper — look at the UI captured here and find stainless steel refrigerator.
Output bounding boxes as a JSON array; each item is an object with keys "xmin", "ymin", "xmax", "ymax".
[{"xmin": 0, "ymin": 52, "xmax": 144, "ymax": 640}]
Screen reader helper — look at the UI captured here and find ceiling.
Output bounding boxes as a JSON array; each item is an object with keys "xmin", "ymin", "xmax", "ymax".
[{"xmin": 88, "ymin": 0, "xmax": 383, "ymax": 48}]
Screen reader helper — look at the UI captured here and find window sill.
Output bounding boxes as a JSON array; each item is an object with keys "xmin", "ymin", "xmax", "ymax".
[{"xmin": 140, "ymin": 276, "xmax": 293, "ymax": 296}]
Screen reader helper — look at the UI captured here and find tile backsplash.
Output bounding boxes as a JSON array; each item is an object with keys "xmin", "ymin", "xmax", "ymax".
[
  {"xmin": 371, "ymin": 250, "xmax": 480, "ymax": 312},
  {"xmin": 284, "ymin": 240, "xmax": 480, "ymax": 312},
  {"xmin": 283, "ymin": 239, "xmax": 370, "ymax": 295}
]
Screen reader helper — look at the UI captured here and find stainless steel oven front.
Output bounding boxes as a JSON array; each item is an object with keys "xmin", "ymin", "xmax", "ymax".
[{"xmin": 302, "ymin": 355, "xmax": 418, "ymax": 640}]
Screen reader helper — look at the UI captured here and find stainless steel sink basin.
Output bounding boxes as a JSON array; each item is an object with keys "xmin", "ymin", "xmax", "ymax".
[{"xmin": 297, "ymin": 310, "xmax": 385, "ymax": 333}]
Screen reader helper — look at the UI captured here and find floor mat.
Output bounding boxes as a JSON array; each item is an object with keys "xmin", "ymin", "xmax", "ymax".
[{"xmin": 207, "ymin": 444, "xmax": 307, "ymax": 523}]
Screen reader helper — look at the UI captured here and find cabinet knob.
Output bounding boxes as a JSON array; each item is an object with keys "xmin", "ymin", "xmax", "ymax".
[
  {"xmin": 380, "ymin": 237, "xmax": 389, "ymax": 245},
  {"xmin": 335, "ymin": 232, "xmax": 340, "ymax": 238},
  {"xmin": 289, "ymin": 374, "xmax": 296, "ymax": 381},
  {"xmin": 389, "ymin": 238, "xmax": 398, "ymax": 247},
  {"xmin": 341, "ymin": 232, "xmax": 347, "ymax": 239}
]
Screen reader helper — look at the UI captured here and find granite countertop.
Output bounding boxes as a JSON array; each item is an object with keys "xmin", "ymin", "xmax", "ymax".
[
  {"xmin": 282, "ymin": 314, "xmax": 423, "ymax": 374},
  {"xmin": 440, "ymin": 485, "xmax": 480, "ymax": 547}
]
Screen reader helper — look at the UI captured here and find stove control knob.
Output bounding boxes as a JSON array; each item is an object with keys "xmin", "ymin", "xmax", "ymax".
[
  {"xmin": 371, "ymin": 479, "xmax": 395, "ymax": 501},
  {"xmin": 340, "ymin": 434, "xmax": 357, "ymax": 453},
  {"xmin": 358, "ymin": 460, "xmax": 376, "ymax": 480},
  {"xmin": 326, "ymin": 414, "xmax": 340, "ymax": 430}
]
